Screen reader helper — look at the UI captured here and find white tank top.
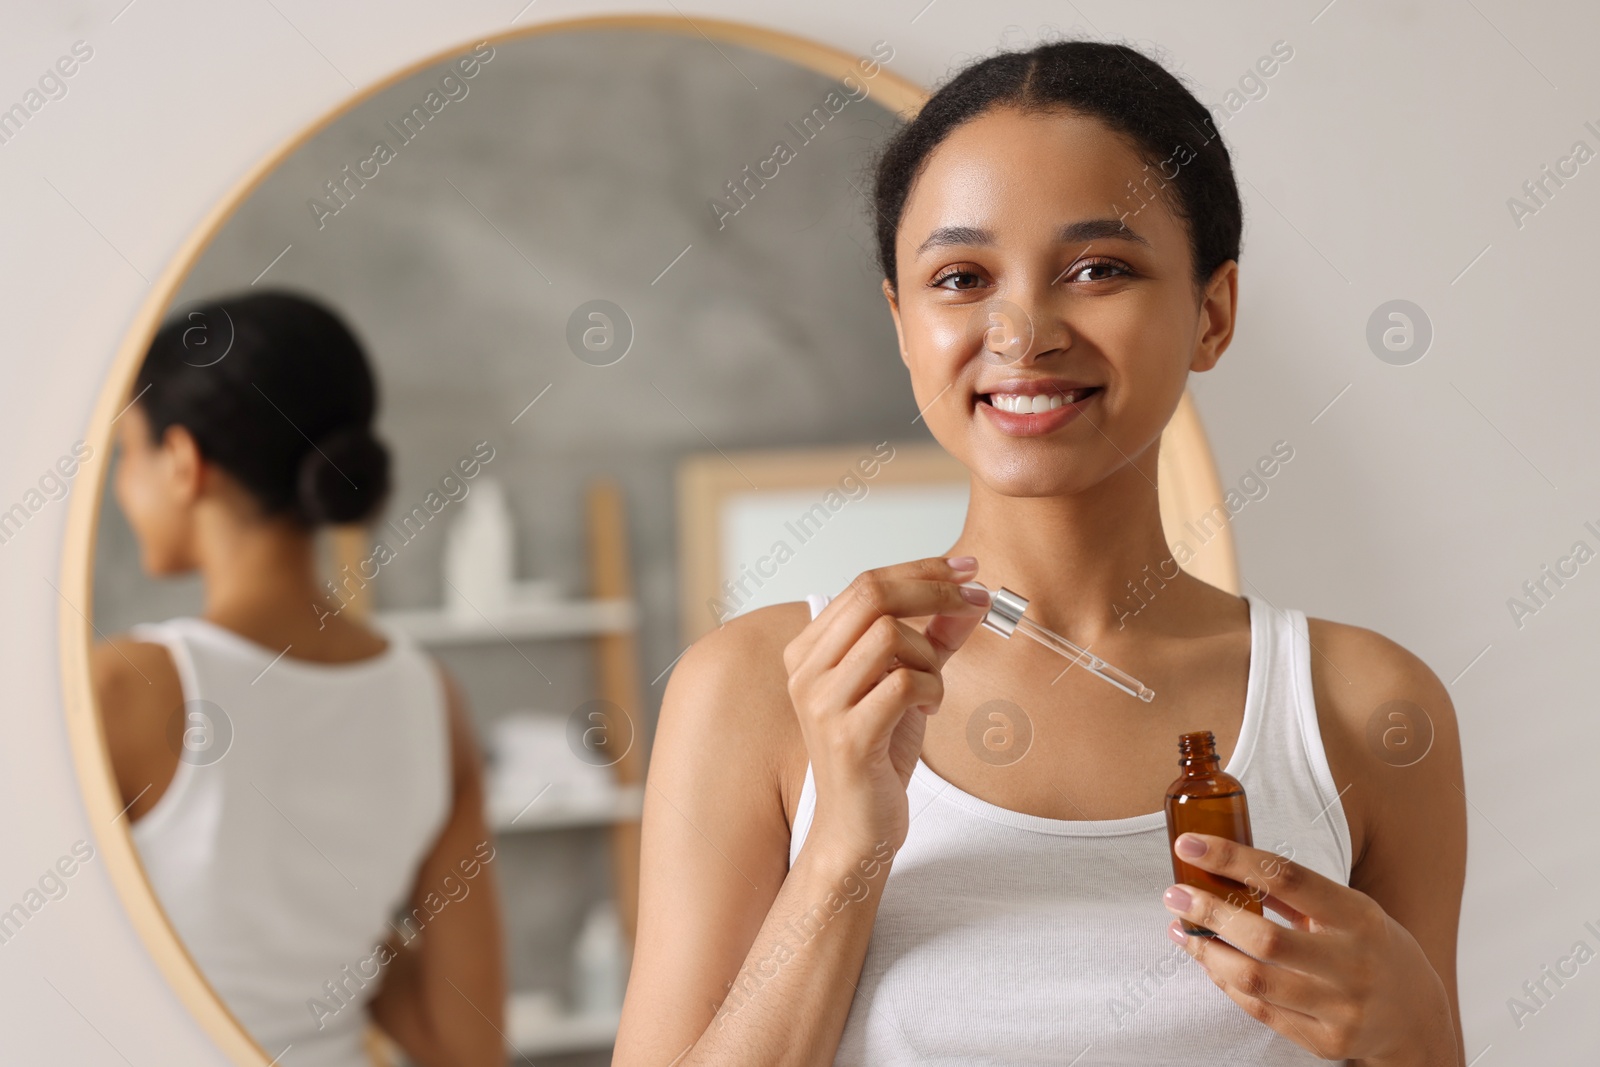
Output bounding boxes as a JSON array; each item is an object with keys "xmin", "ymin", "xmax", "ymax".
[
  {"xmin": 128, "ymin": 617, "xmax": 452, "ymax": 1067},
  {"xmin": 791, "ymin": 592, "xmax": 1353, "ymax": 1065}
]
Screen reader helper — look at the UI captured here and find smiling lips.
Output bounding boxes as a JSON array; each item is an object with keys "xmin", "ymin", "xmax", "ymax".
[{"xmin": 977, "ymin": 382, "xmax": 1102, "ymax": 436}]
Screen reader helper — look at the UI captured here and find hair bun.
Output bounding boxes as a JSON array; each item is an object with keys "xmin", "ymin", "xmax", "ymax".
[{"xmin": 297, "ymin": 426, "xmax": 390, "ymax": 525}]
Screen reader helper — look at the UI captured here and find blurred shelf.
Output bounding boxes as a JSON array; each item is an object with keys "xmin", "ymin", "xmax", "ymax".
[
  {"xmin": 506, "ymin": 994, "xmax": 620, "ymax": 1056},
  {"xmin": 376, "ymin": 596, "xmax": 636, "ymax": 645},
  {"xmin": 490, "ymin": 783, "xmax": 644, "ymax": 832}
]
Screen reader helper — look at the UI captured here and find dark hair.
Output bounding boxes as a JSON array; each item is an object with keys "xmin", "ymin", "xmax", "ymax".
[
  {"xmin": 871, "ymin": 39, "xmax": 1242, "ymax": 293},
  {"xmin": 136, "ymin": 290, "xmax": 390, "ymax": 527}
]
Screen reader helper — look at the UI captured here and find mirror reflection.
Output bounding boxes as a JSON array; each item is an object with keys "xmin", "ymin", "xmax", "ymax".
[{"xmin": 91, "ymin": 27, "xmax": 912, "ymax": 1067}]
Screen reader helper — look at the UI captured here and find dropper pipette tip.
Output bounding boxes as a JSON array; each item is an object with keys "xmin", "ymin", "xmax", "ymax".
[{"xmin": 979, "ymin": 584, "xmax": 1156, "ymax": 703}]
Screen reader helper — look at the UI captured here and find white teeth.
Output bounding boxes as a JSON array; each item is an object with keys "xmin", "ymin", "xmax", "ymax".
[{"xmin": 989, "ymin": 390, "xmax": 1089, "ymax": 413}]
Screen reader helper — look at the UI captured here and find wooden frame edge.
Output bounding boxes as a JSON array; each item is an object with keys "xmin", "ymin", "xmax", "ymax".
[{"xmin": 1159, "ymin": 390, "xmax": 1241, "ymax": 596}]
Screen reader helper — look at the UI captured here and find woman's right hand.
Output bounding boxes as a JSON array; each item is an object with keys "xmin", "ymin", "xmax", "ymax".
[{"xmin": 782, "ymin": 556, "xmax": 992, "ymax": 865}]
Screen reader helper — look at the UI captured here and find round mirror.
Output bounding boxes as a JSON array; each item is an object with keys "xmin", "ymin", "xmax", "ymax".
[{"xmin": 62, "ymin": 16, "xmax": 1233, "ymax": 1066}]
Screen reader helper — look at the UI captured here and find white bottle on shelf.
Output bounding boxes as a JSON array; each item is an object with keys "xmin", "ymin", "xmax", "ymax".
[
  {"xmin": 443, "ymin": 476, "xmax": 515, "ymax": 618},
  {"xmin": 572, "ymin": 901, "xmax": 626, "ymax": 1017}
]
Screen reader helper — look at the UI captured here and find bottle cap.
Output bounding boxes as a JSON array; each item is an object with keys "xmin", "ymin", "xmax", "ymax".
[{"xmin": 981, "ymin": 586, "xmax": 1029, "ymax": 638}]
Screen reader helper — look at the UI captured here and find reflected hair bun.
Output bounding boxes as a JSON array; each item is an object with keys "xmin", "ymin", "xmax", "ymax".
[
  {"xmin": 297, "ymin": 426, "xmax": 391, "ymax": 526},
  {"xmin": 136, "ymin": 290, "xmax": 390, "ymax": 529}
]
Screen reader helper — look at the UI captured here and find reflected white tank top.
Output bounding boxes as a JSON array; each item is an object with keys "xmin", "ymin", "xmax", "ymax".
[
  {"xmin": 791, "ymin": 592, "xmax": 1353, "ymax": 1066},
  {"xmin": 129, "ymin": 617, "xmax": 451, "ymax": 1067}
]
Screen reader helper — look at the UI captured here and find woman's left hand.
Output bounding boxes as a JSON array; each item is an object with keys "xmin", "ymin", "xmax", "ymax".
[{"xmin": 1162, "ymin": 832, "xmax": 1459, "ymax": 1066}]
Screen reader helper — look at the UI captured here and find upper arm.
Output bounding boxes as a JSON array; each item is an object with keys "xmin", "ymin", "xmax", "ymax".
[
  {"xmin": 91, "ymin": 637, "xmax": 183, "ymax": 820},
  {"xmin": 615, "ymin": 603, "xmax": 809, "ymax": 1063},
  {"xmin": 1308, "ymin": 619, "xmax": 1466, "ymax": 1047},
  {"xmin": 406, "ymin": 661, "xmax": 497, "ymax": 919},
  {"xmin": 368, "ymin": 661, "xmax": 504, "ymax": 1065},
  {"xmin": 437, "ymin": 664, "xmax": 486, "ymax": 812}
]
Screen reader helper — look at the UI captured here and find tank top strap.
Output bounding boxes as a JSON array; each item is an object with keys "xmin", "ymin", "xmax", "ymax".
[
  {"xmin": 126, "ymin": 616, "xmax": 202, "ymax": 693},
  {"xmin": 1239, "ymin": 594, "xmax": 1355, "ymax": 882},
  {"xmin": 788, "ymin": 596, "xmax": 830, "ymax": 868}
]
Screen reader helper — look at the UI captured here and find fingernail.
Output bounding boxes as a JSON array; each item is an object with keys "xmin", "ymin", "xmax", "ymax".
[
  {"xmin": 1164, "ymin": 886, "xmax": 1192, "ymax": 912},
  {"xmin": 1167, "ymin": 922, "xmax": 1188, "ymax": 946},
  {"xmin": 1175, "ymin": 834, "xmax": 1207, "ymax": 858},
  {"xmin": 959, "ymin": 581, "xmax": 991, "ymax": 605},
  {"xmin": 946, "ymin": 555, "xmax": 978, "ymax": 573}
]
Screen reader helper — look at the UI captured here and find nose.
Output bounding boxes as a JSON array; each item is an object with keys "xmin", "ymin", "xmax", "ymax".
[{"xmin": 974, "ymin": 292, "xmax": 1069, "ymax": 368}]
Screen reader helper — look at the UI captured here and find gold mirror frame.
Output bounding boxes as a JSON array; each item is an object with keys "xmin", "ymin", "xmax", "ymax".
[{"xmin": 57, "ymin": 14, "xmax": 1237, "ymax": 1063}]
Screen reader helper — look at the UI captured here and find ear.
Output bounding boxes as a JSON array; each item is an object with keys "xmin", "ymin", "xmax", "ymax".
[
  {"xmin": 159, "ymin": 424, "xmax": 207, "ymax": 505},
  {"xmin": 882, "ymin": 277, "xmax": 909, "ymax": 368},
  {"xmin": 1189, "ymin": 260, "xmax": 1238, "ymax": 374}
]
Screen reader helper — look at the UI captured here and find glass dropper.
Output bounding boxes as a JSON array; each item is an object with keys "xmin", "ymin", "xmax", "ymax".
[{"xmin": 977, "ymin": 584, "xmax": 1156, "ymax": 703}]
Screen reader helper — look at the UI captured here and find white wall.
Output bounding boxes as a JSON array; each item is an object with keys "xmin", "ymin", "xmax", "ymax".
[{"xmin": 1, "ymin": 0, "xmax": 1595, "ymax": 1062}]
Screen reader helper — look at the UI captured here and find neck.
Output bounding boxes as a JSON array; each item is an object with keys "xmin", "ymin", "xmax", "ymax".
[
  {"xmin": 946, "ymin": 457, "xmax": 1200, "ymax": 643},
  {"xmin": 191, "ymin": 505, "xmax": 326, "ymax": 626}
]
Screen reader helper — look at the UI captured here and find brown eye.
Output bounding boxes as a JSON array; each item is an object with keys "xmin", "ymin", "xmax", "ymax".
[
  {"xmin": 1065, "ymin": 259, "xmax": 1132, "ymax": 284},
  {"xmin": 932, "ymin": 269, "xmax": 983, "ymax": 291}
]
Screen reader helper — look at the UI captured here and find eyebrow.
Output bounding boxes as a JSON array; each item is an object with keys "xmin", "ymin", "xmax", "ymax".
[{"xmin": 913, "ymin": 217, "xmax": 1150, "ymax": 256}]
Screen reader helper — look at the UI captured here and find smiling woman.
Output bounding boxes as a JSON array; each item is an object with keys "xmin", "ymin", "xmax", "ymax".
[{"xmin": 617, "ymin": 37, "xmax": 1465, "ymax": 1067}]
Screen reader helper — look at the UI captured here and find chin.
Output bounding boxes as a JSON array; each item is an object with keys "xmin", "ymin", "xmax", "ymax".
[{"xmin": 969, "ymin": 449, "xmax": 1103, "ymax": 499}]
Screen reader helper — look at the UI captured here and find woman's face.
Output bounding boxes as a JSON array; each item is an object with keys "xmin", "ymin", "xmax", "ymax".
[
  {"xmin": 885, "ymin": 105, "xmax": 1236, "ymax": 498},
  {"xmin": 112, "ymin": 403, "xmax": 198, "ymax": 575}
]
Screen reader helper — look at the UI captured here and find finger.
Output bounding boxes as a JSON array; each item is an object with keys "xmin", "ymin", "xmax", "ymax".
[
  {"xmin": 804, "ymin": 561, "xmax": 988, "ymax": 671},
  {"xmin": 1173, "ymin": 918, "xmax": 1333, "ymax": 1017},
  {"xmin": 922, "ymin": 596, "xmax": 989, "ymax": 670},
  {"xmin": 1260, "ymin": 893, "xmax": 1313, "ymax": 930},
  {"xmin": 1173, "ymin": 921, "xmax": 1339, "ymax": 1057},
  {"xmin": 831, "ymin": 614, "xmax": 941, "ymax": 704},
  {"xmin": 853, "ymin": 665, "xmax": 944, "ymax": 737},
  {"xmin": 1163, "ymin": 882, "xmax": 1325, "ymax": 978},
  {"xmin": 836, "ymin": 566, "xmax": 988, "ymax": 638},
  {"xmin": 1174, "ymin": 834, "xmax": 1353, "ymax": 927},
  {"xmin": 792, "ymin": 555, "xmax": 972, "ymax": 666}
]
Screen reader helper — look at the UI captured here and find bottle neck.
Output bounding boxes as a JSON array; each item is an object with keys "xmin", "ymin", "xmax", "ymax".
[{"xmin": 1176, "ymin": 731, "xmax": 1220, "ymax": 773}]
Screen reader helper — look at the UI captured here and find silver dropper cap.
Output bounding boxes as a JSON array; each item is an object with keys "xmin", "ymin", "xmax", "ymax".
[{"xmin": 981, "ymin": 586, "xmax": 1030, "ymax": 638}]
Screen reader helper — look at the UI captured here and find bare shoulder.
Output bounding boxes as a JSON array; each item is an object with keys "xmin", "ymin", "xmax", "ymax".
[
  {"xmin": 620, "ymin": 602, "xmax": 820, "ymax": 1060},
  {"xmin": 1302, "ymin": 617, "xmax": 1465, "ymax": 870},
  {"xmin": 91, "ymin": 637, "xmax": 184, "ymax": 816},
  {"xmin": 91, "ymin": 637, "xmax": 182, "ymax": 728},
  {"xmin": 1302, "ymin": 615, "xmax": 1467, "ymax": 1043},
  {"xmin": 654, "ymin": 601, "xmax": 813, "ymax": 826}
]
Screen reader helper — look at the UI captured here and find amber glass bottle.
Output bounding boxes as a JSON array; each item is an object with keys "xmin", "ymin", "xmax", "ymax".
[{"xmin": 1164, "ymin": 730, "xmax": 1263, "ymax": 938}]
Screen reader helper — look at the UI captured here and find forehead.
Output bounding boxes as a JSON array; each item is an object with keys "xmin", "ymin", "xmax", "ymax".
[{"xmin": 897, "ymin": 106, "xmax": 1184, "ymax": 251}]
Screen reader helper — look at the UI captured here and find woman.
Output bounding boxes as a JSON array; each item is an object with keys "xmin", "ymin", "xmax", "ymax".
[
  {"xmin": 93, "ymin": 291, "xmax": 505, "ymax": 1067},
  {"xmin": 616, "ymin": 40, "xmax": 1465, "ymax": 1066}
]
